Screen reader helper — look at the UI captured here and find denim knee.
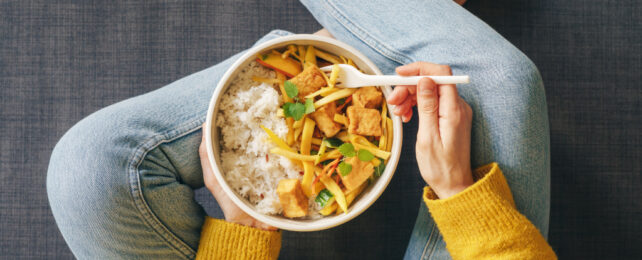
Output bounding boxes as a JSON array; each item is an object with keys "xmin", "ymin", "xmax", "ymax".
[{"xmin": 46, "ymin": 108, "xmax": 156, "ymax": 258}]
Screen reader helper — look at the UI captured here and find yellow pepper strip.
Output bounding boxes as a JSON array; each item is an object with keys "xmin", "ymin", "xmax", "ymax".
[
  {"xmin": 379, "ymin": 103, "xmax": 388, "ymax": 150},
  {"xmin": 297, "ymin": 45, "xmax": 306, "ymax": 67},
  {"xmin": 371, "ymin": 158, "xmax": 381, "ymax": 167},
  {"xmin": 260, "ymin": 125, "xmax": 295, "ymax": 153},
  {"xmin": 314, "ymin": 140, "xmax": 327, "ymax": 165},
  {"xmin": 386, "ymin": 117, "xmax": 393, "ymax": 153},
  {"xmin": 251, "ymin": 76, "xmax": 281, "ymax": 85},
  {"xmin": 353, "ymin": 143, "xmax": 391, "ymax": 160},
  {"xmin": 300, "ymin": 118, "xmax": 315, "ymax": 155},
  {"xmin": 269, "ymin": 147, "xmax": 318, "ymax": 162},
  {"xmin": 293, "ymin": 116, "xmax": 305, "ymax": 129},
  {"xmin": 320, "ymin": 174, "xmax": 348, "ymax": 213},
  {"xmin": 314, "ymin": 48, "xmax": 342, "ymax": 64},
  {"xmin": 336, "ymin": 131, "xmax": 350, "ymax": 142},
  {"xmin": 301, "ymin": 162, "xmax": 315, "ymax": 198},
  {"xmin": 333, "ymin": 114, "xmax": 349, "ymax": 128},
  {"xmin": 305, "ymin": 87, "xmax": 339, "ymax": 99},
  {"xmin": 286, "ymin": 118, "xmax": 294, "ymax": 146},
  {"xmin": 350, "ymin": 134, "xmax": 378, "ymax": 148},
  {"xmin": 304, "ymin": 45, "xmax": 317, "ymax": 69},
  {"xmin": 276, "ymin": 72, "xmax": 292, "ymax": 103},
  {"xmin": 339, "ymin": 55, "xmax": 348, "ymax": 64},
  {"xmin": 281, "ymin": 45, "xmax": 297, "ymax": 59},
  {"xmin": 318, "ymin": 149, "xmax": 341, "ymax": 162},
  {"xmin": 335, "ymin": 182, "xmax": 368, "ymax": 214},
  {"xmin": 311, "ymin": 137, "xmax": 323, "ymax": 146},
  {"xmin": 347, "ymin": 58, "xmax": 356, "ymax": 67},
  {"xmin": 314, "ymin": 88, "xmax": 356, "ymax": 108},
  {"xmin": 294, "ymin": 127, "xmax": 303, "ymax": 142},
  {"xmin": 328, "ymin": 64, "xmax": 340, "ymax": 88},
  {"xmin": 319, "ymin": 199, "xmax": 337, "ymax": 216},
  {"xmin": 320, "ymin": 67, "xmax": 333, "ymax": 88}
]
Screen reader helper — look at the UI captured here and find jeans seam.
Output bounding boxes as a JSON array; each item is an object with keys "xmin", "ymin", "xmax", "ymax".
[
  {"xmin": 127, "ymin": 117, "xmax": 206, "ymax": 259},
  {"xmin": 421, "ymin": 220, "xmax": 438, "ymax": 260},
  {"xmin": 321, "ymin": 0, "xmax": 414, "ymax": 65}
]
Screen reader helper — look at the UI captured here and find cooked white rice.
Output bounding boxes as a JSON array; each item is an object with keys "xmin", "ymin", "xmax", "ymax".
[{"xmin": 216, "ymin": 61, "xmax": 303, "ymax": 215}]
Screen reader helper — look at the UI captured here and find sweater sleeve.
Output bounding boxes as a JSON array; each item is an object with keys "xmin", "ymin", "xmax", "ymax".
[
  {"xmin": 196, "ymin": 217, "xmax": 281, "ymax": 260},
  {"xmin": 423, "ymin": 163, "xmax": 556, "ymax": 260}
]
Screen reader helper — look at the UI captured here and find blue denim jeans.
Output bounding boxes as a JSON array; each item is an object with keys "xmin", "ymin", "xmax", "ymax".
[{"xmin": 47, "ymin": 0, "xmax": 549, "ymax": 259}]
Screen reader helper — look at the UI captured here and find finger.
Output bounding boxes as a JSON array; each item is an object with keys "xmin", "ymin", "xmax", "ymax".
[
  {"xmin": 393, "ymin": 97, "xmax": 414, "ymax": 116},
  {"xmin": 199, "ymin": 126, "xmax": 219, "ymax": 191},
  {"xmin": 416, "ymin": 78, "xmax": 440, "ymax": 137},
  {"xmin": 388, "ymin": 85, "xmax": 411, "ymax": 105},
  {"xmin": 438, "ymin": 84, "xmax": 459, "ymax": 116},
  {"xmin": 396, "ymin": 61, "xmax": 447, "ymax": 76},
  {"xmin": 402, "ymin": 109, "xmax": 413, "ymax": 123}
]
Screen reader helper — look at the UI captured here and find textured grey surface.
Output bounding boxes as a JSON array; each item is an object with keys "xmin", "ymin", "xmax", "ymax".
[{"xmin": 0, "ymin": 0, "xmax": 640, "ymax": 259}]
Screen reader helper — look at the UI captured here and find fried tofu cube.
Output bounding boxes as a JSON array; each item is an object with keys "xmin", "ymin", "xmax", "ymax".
[
  {"xmin": 340, "ymin": 156, "xmax": 374, "ymax": 192},
  {"xmin": 288, "ymin": 65, "xmax": 327, "ymax": 99},
  {"xmin": 277, "ymin": 179, "xmax": 308, "ymax": 218},
  {"xmin": 310, "ymin": 102, "xmax": 342, "ymax": 137},
  {"xmin": 352, "ymin": 86, "xmax": 383, "ymax": 108},
  {"xmin": 347, "ymin": 106, "xmax": 382, "ymax": 136}
]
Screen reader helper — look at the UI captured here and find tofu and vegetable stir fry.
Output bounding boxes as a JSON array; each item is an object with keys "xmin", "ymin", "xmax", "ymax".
[{"xmin": 254, "ymin": 45, "xmax": 393, "ymax": 218}]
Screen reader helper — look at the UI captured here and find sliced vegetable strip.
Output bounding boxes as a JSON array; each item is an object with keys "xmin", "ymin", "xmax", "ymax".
[
  {"xmin": 260, "ymin": 125, "xmax": 294, "ymax": 152},
  {"xmin": 301, "ymin": 162, "xmax": 315, "ymax": 197},
  {"xmin": 320, "ymin": 174, "xmax": 348, "ymax": 213},
  {"xmin": 269, "ymin": 147, "xmax": 318, "ymax": 162},
  {"xmin": 319, "ymin": 200, "xmax": 338, "ymax": 216},
  {"xmin": 328, "ymin": 64, "xmax": 340, "ymax": 88},
  {"xmin": 304, "ymin": 45, "xmax": 317, "ymax": 68},
  {"xmin": 305, "ymin": 87, "xmax": 339, "ymax": 99},
  {"xmin": 335, "ymin": 182, "xmax": 368, "ymax": 214},
  {"xmin": 314, "ymin": 140, "xmax": 327, "ymax": 165},
  {"xmin": 333, "ymin": 114, "xmax": 349, "ymax": 127},
  {"xmin": 300, "ymin": 118, "xmax": 317, "ymax": 197},
  {"xmin": 251, "ymin": 76, "xmax": 281, "ymax": 84},
  {"xmin": 311, "ymin": 137, "xmax": 323, "ymax": 146},
  {"xmin": 314, "ymin": 48, "xmax": 342, "ymax": 64},
  {"xmin": 386, "ymin": 117, "xmax": 393, "ymax": 153},
  {"xmin": 352, "ymin": 143, "xmax": 391, "ymax": 160},
  {"xmin": 276, "ymin": 72, "xmax": 292, "ymax": 103},
  {"xmin": 314, "ymin": 88, "xmax": 356, "ymax": 108}
]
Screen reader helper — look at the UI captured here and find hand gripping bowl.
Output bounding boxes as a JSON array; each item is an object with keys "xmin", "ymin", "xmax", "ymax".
[{"xmin": 204, "ymin": 34, "xmax": 403, "ymax": 231}]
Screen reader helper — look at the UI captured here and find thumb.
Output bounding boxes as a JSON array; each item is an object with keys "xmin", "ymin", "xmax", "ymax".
[{"xmin": 416, "ymin": 78, "xmax": 440, "ymax": 137}]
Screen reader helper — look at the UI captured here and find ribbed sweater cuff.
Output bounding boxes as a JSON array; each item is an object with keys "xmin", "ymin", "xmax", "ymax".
[
  {"xmin": 422, "ymin": 163, "xmax": 523, "ymax": 242},
  {"xmin": 196, "ymin": 217, "xmax": 281, "ymax": 260}
]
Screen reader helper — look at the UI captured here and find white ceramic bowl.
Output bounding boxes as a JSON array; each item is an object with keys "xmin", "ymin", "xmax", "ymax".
[{"xmin": 204, "ymin": 34, "xmax": 403, "ymax": 231}]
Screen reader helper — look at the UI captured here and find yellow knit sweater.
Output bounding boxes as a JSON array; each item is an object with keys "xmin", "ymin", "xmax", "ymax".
[{"xmin": 196, "ymin": 163, "xmax": 556, "ymax": 259}]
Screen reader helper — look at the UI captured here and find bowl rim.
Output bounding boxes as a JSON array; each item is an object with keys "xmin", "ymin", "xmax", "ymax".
[{"xmin": 204, "ymin": 34, "xmax": 403, "ymax": 231}]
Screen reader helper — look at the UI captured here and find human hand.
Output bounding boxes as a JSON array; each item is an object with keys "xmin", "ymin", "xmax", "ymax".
[
  {"xmin": 199, "ymin": 129, "xmax": 277, "ymax": 231},
  {"xmin": 388, "ymin": 62, "xmax": 474, "ymax": 199}
]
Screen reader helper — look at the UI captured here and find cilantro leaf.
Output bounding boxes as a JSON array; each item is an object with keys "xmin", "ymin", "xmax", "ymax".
[
  {"xmin": 315, "ymin": 189, "xmax": 334, "ymax": 207},
  {"xmin": 357, "ymin": 149, "xmax": 375, "ymax": 162},
  {"xmin": 374, "ymin": 158, "xmax": 385, "ymax": 177},
  {"xmin": 304, "ymin": 98, "xmax": 316, "ymax": 114},
  {"xmin": 336, "ymin": 97, "xmax": 346, "ymax": 105},
  {"xmin": 338, "ymin": 143, "xmax": 355, "ymax": 157},
  {"xmin": 288, "ymin": 102, "xmax": 305, "ymax": 121},
  {"xmin": 284, "ymin": 81, "xmax": 298, "ymax": 99},
  {"xmin": 282, "ymin": 102, "xmax": 293, "ymax": 118},
  {"xmin": 338, "ymin": 161, "xmax": 352, "ymax": 176},
  {"xmin": 324, "ymin": 138, "xmax": 343, "ymax": 148}
]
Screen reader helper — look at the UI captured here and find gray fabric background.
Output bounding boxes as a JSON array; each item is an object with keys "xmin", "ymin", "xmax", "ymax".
[{"xmin": 1, "ymin": 0, "xmax": 640, "ymax": 259}]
